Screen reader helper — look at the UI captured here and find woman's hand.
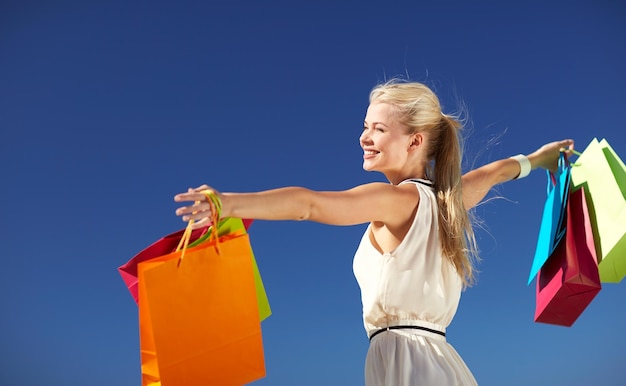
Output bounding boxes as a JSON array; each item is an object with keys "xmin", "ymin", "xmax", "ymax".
[
  {"xmin": 528, "ymin": 139, "xmax": 575, "ymax": 172},
  {"xmin": 174, "ymin": 184, "xmax": 221, "ymax": 229}
]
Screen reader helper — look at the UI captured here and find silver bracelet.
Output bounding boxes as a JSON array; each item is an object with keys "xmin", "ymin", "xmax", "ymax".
[{"xmin": 510, "ymin": 154, "xmax": 531, "ymax": 179}]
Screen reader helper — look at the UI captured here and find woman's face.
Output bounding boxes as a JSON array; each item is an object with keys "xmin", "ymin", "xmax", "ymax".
[{"xmin": 360, "ymin": 102, "xmax": 414, "ymax": 174}]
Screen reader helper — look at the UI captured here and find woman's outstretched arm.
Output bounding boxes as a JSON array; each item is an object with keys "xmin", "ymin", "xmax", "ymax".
[
  {"xmin": 462, "ymin": 139, "xmax": 574, "ymax": 209},
  {"xmin": 174, "ymin": 182, "xmax": 422, "ymax": 229}
]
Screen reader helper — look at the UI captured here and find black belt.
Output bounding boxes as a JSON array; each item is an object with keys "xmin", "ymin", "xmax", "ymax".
[{"xmin": 369, "ymin": 325, "xmax": 446, "ymax": 341}]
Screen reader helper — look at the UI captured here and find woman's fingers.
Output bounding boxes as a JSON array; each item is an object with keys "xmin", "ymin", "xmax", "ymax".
[
  {"xmin": 174, "ymin": 191, "xmax": 207, "ymax": 203},
  {"xmin": 174, "ymin": 185, "xmax": 221, "ymax": 225},
  {"xmin": 190, "ymin": 217, "xmax": 211, "ymax": 229},
  {"xmin": 193, "ymin": 184, "xmax": 212, "ymax": 192},
  {"xmin": 176, "ymin": 200, "xmax": 208, "ymax": 214},
  {"xmin": 175, "ymin": 199, "xmax": 214, "ymax": 221},
  {"xmin": 182, "ymin": 209, "xmax": 215, "ymax": 222},
  {"xmin": 174, "ymin": 185, "xmax": 219, "ymax": 203},
  {"xmin": 558, "ymin": 139, "xmax": 575, "ymax": 153}
]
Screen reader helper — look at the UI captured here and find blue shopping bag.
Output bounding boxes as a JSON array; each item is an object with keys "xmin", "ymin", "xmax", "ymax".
[{"xmin": 528, "ymin": 152, "xmax": 571, "ymax": 285}]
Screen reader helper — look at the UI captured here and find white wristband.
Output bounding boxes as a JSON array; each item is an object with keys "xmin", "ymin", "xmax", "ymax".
[{"xmin": 511, "ymin": 154, "xmax": 531, "ymax": 179}]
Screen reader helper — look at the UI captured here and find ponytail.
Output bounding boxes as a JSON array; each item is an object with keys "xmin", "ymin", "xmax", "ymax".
[{"xmin": 431, "ymin": 114, "xmax": 479, "ymax": 287}]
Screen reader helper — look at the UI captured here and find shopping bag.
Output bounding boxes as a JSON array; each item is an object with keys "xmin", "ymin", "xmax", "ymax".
[
  {"xmin": 138, "ymin": 228, "xmax": 265, "ymax": 386},
  {"xmin": 534, "ymin": 186, "xmax": 601, "ymax": 326},
  {"xmin": 118, "ymin": 226, "xmax": 209, "ymax": 303},
  {"xmin": 570, "ymin": 138, "xmax": 626, "ymax": 283},
  {"xmin": 118, "ymin": 218, "xmax": 270, "ymax": 322},
  {"xmin": 188, "ymin": 217, "xmax": 271, "ymax": 321},
  {"xmin": 528, "ymin": 152, "xmax": 571, "ymax": 284}
]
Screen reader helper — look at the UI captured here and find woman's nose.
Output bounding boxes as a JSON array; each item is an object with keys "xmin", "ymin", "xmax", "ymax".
[{"xmin": 360, "ymin": 129, "xmax": 370, "ymax": 145}]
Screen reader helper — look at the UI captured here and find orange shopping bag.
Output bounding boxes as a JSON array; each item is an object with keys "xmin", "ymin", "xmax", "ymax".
[{"xmin": 138, "ymin": 228, "xmax": 265, "ymax": 386}]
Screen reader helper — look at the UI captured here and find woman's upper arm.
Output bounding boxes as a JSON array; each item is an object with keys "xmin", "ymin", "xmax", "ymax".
[{"xmin": 307, "ymin": 182, "xmax": 420, "ymax": 226}]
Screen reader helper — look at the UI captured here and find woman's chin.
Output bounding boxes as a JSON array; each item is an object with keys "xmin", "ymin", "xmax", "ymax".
[{"xmin": 362, "ymin": 163, "xmax": 378, "ymax": 172}]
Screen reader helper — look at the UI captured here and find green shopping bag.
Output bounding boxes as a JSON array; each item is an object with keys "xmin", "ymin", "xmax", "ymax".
[{"xmin": 570, "ymin": 138, "xmax": 626, "ymax": 283}]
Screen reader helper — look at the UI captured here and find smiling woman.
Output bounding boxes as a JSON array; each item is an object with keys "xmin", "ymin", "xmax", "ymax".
[{"xmin": 174, "ymin": 79, "xmax": 573, "ymax": 386}]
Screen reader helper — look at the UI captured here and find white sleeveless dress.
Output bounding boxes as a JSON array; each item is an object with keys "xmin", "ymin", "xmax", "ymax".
[{"xmin": 353, "ymin": 179, "xmax": 478, "ymax": 385}]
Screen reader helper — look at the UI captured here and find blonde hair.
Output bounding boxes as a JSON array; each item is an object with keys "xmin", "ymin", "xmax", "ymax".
[{"xmin": 369, "ymin": 80, "xmax": 479, "ymax": 286}]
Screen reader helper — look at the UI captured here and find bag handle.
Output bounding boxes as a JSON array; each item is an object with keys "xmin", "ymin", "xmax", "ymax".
[
  {"xmin": 545, "ymin": 151, "xmax": 570, "ymax": 194},
  {"xmin": 175, "ymin": 189, "xmax": 222, "ymax": 263},
  {"xmin": 569, "ymin": 149, "xmax": 583, "ymax": 167}
]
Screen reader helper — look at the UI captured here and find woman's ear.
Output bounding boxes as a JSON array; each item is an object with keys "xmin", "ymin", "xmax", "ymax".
[{"xmin": 409, "ymin": 133, "xmax": 423, "ymax": 150}]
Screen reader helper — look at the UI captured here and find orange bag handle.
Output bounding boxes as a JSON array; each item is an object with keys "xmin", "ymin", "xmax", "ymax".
[{"xmin": 175, "ymin": 189, "xmax": 222, "ymax": 263}]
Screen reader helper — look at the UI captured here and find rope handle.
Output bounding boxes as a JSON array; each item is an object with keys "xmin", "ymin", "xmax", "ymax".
[
  {"xmin": 567, "ymin": 148, "xmax": 583, "ymax": 167},
  {"xmin": 175, "ymin": 189, "xmax": 222, "ymax": 264}
]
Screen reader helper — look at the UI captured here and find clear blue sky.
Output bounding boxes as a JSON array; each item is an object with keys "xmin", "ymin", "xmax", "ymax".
[{"xmin": 2, "ymin": 1, "xmax": 625, "ymax": 385}]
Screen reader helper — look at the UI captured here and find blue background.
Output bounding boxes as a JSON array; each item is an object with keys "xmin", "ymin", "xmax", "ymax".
[{"xmin": 2, "ymin": 1, "xmax": 625, "ymax": 385}]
